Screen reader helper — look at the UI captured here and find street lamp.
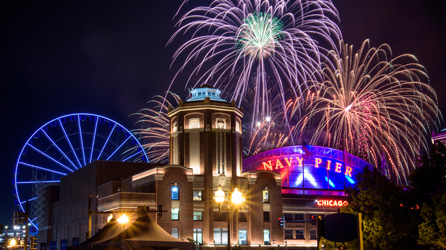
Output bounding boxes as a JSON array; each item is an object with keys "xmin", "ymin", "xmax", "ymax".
[
  {"xmin": 9, "ymin": 238, "xmax": 17, "ymax": 250},
  {"xmin": 117, "ymin": 214, "xmax": 129, "ymax": 225},
  {"xmin": 214, "ymin": 187, "xmax": 244, "ymax": 250}
]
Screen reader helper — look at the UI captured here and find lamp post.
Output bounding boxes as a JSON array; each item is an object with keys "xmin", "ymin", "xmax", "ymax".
[{"xmin": 214, "ymin": 187, "xmax": 244, "ymax": 250}]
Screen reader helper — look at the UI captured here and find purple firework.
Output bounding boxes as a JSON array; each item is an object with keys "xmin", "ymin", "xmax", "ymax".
[{"xmin": 169, "ymin": 0, "xmax": 342, "ymax": 128}]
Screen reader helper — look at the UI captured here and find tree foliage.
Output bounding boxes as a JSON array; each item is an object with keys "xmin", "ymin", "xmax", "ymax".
[
  {"xmin": 341, "ymin": 168, "xmax": 419, "ymax": 249},
  {"xmin": 320, "ymin": 142, "xmax": 446, "ymax": 249},
  {"xmin": 413, "ymin": 142, "xmax": 446, "ymax": 249}
]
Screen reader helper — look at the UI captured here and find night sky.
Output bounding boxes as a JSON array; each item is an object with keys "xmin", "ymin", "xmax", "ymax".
[{"xmin": 1, "ymin": 1, "xmax": 445, "ymax": 224}]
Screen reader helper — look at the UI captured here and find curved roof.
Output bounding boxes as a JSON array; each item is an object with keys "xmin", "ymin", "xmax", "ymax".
[{"xmin": 186, "ymin": 85, "xmax": 227, "ymax": 102}]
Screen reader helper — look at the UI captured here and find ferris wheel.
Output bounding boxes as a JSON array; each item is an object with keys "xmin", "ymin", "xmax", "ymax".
[{"xmin": 14, "ymin": 113, "xmax": 149, "ymax": 230}]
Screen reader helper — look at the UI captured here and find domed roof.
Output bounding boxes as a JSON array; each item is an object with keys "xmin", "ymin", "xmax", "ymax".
[{"xmin": 186, "ymin": 85, "xmax": 227, "ymax": 102}]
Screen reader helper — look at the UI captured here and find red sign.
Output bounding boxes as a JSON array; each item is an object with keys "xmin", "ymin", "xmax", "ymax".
[{"xmin": 317, "ymin": 199, "xmax": 348, "ymax": 207}]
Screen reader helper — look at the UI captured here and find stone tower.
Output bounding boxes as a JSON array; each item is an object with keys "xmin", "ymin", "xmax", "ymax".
[{"xmin": 168, "ymin": 85, "xmax": 244, "ymax": 244}]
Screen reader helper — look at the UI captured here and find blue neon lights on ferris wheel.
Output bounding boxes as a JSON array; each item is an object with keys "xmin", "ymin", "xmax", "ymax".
[{"xmin": 13, "ymin": 113, "xmax": 149, "ymax": 230}]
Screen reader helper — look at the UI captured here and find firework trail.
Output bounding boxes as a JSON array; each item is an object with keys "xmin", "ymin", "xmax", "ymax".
[
  {"xmin": 132, "ymin": 92, "xmax": 182, "ymax": 164},
  {"xmin": 169, "ymin": 0, "xmax": 342, "ymax": 128},
  {"xmin": 244, "ymin": 94, "xmax": 300, "ymax": 156},
  {"xmin": 295, "ymin": 39, "xmax": 442, "ymax": 184}
]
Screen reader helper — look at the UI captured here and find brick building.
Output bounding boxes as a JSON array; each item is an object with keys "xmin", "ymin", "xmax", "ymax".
[{"xmin": 39, "ymin": 86, "xmax": 368, "ymax": 249}]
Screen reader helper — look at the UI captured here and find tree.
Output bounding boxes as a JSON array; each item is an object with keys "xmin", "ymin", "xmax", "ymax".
[
  {"xmin": 332, "ymin": 168, "xmax": 421, "ymax": 250},
  {"xmin": 410, "ymin": 142, "xmax": 446, "ymax": 202},
  {"xmin": 412, "ymin": 142, "xmax": 446, "ymax": 249},
  {"xmin": 418, "ymin": 193, "xmax": 446, "ymax": 249}
]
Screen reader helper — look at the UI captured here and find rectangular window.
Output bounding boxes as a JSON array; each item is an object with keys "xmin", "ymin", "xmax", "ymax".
[
  {"xmin": 193, "ymin": 190, "xmax": 202, "ymax": 201},
  {"xmin": 214, "ymin": 228, "xmax": 228, "ymax": 245},
  {"xmin": 171, "ymin": 186, "xmax": 179, "ymax": 200},
  {"xmin": 296, "ymin": 229, "xmax": 305, "ymax": 239},
  {"xmin": 189, "ymin": 118, "xmax": 200, "ymax": 129},
  {"xmin": 239, "ymin": 229, "xmax": 247, "ymax": 245},
  {"xmin": 295, "ymin": 213, "xmax": 304, "ymax": 221},
  {"xmin": 310, "ymin": 230, "xmax": 317, "ymax": 240},
  {"xmin": 263, "ymin": 229, "xmax": 270, "ymax": 245},
  {"xmin": 263, "ymin": 211, "xmax": 270, "ymax": 222},
  {"xmin": 171, "ymin": 208, "xmax": 179, "ymax": 220},
  {"xmin": 284, "ymin": 213, "xmax": 293, "ymax": 222},
  {"xmin": 172, "ymin": 228, "xmax": 179, "ymax": 239},
  {"xmin": 263, "ymin": 190, "xmax": 269, "ymax": 203},
  {"xmin": 193, "ymin": 211, "xmax": 203, "ymax": 221},
  {"xmin": 193, "ymin": 228, "xmax": 203, "ymax": 244},
  {"xmin": 284, "ymin": 229, "xmax": 293, "ymax": 239}
]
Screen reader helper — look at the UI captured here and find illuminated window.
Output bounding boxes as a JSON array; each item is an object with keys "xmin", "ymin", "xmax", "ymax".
[
  {"xmin": 172, "ymin": 228, "xmax": 179, "ymax": 238},
  {"xmin": 171, "ymin": 208, "xmax": 179, "ymax": 220},
  {"xmin": 215, "ymin": 118, "xmax": 226, "ymax": 129},
  {"xmin": 189, "ymin": 118, "xmax": 200, "ymax": 129},
  {"xmin": 310, "ymin": 230, "xmax": 317, "ymax": 240},
  {"xmin": 239, "ymin": 229, "xmax": 247, "ymax": 245},
  {"xmin": 214, "ymin": 228, "xmax": 228, "ymax": 245},
  {"xmin": 263, "ymin": 229, "xmax": 270, "ymax": 245},
  {"xmin": 193, "ymin": 211, "xmax": 202, "ymax": 221},
  {"xmin": 193, "ymin": 190, "xmax": 202, "ymax": 201},
  {"xmin": 235, "ymin": 120, "xmax": 241, "ymax": 133},
  {"xmin": 263, "ymin": 190, "xmax": 269, "ymax": 203},
  {"xmin": 171, "ymin": 186, "xmax": 179, "ymax": 200},
  {"xmin": 172, "ymin": 121, "xmax": 178, "ymax": 133},
  {"xmin": 193, "ymin": 228, "xmax": 203, "ymax": 244},
  {"xmin": 296, "ymin": 229, "xmax": 304, "ymax": 239}
]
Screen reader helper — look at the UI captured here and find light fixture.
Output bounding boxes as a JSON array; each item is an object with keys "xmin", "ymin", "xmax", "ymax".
[{"xmin": 117, "ymin": 214, "xmax": 129, "ymax": 225}]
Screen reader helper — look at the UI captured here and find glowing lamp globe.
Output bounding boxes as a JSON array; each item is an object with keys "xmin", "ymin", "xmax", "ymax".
[
  {"xmin": 214, "ymin": 187, "xmax": 225, "ymax": 203},
  {"xmin": 9, "ymin": 239, "xmax": 17, "ymax": 247},
  {"xmin": 117, "ymin": 214, "xmax": 129, "ymax": 225},
  {"xmin": 231, "ymin": 188, "xmax": 243, "ymax": 205}
]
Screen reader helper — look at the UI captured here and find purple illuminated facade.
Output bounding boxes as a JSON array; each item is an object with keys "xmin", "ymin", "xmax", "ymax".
[{"xmin": 243, "ymin": 145, "xmax": 370, "ymax": 195}]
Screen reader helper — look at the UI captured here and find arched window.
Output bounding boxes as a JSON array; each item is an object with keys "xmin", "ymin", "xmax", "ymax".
[
  {"xmin": 215, "ymin": 118, "xmax": 226, "ymax": 129},
  {"xmin": 172, "ymin": 121, "xmax": 178, "ymax": 133},
  {"xmin": 189, "ymin": 118, "xmax": 200, "ymax": 129}
]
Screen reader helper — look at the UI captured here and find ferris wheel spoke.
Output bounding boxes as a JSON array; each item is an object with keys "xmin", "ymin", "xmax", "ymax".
[
  {"xmin": 19, "ymin": 162, "xmax": 67, "ymax": 176},
  {"xmin": 58, "ymin": 119, "xmax": 82, "ymax": 169},
  {"xmin": 106, "ymin": 135, "xmax": 131, "ymax": 160},
  {"xmin": 30, "ymin": 217, "xmax": 37, "ymax": 222},
  {"xmin": 97, "ymin": 124, "xmax": 117, "ymax": 160},
  {"xmin": 21, "ymin": 197, "xmax": 38, "ymax": 204},
  {"xmin": 17, "ymin": 180, "xmax": 60, "ymax": 184},
  {"xmin": 40, "ymin": 129, "xmax": 79, "ymax": 171},
  {"xmin": 26, "ymin": 143, "xmax": 74, "ymax": 173},
  {"xmin": 77, "ymin": 115, "xmax": 87, "ymax": 166},
  {"xmin": 89, "ymin": 117, "xmax": 99, "ymax": 164}
]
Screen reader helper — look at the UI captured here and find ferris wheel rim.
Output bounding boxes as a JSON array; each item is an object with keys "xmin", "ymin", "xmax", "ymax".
[{"xmin": 13, "ymin": 112, "xmax": 149, "ymax": 229}]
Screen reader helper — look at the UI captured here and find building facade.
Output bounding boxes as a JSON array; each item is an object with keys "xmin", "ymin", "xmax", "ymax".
[{"xmin": 39, "ymin": 86, "xmax": 368, "ymax": 249}]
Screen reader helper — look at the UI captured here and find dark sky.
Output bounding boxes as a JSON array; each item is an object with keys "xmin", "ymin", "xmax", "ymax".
[{"xmin": 1, "ymin": 1, "xmax": 445, "ymax": 224}]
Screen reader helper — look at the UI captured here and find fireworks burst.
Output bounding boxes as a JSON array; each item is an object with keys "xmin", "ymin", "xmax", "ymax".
[
  {"xmin": 132, "ymin": 92, "xmax": 182, "ymax": 164},
  {"xmin": 170, "ymin": 0, "xmax": 342, "ymax": 127},
  {"xmin": 296, "ymin": 39, "xmax": 442, "ymax": 184}
]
